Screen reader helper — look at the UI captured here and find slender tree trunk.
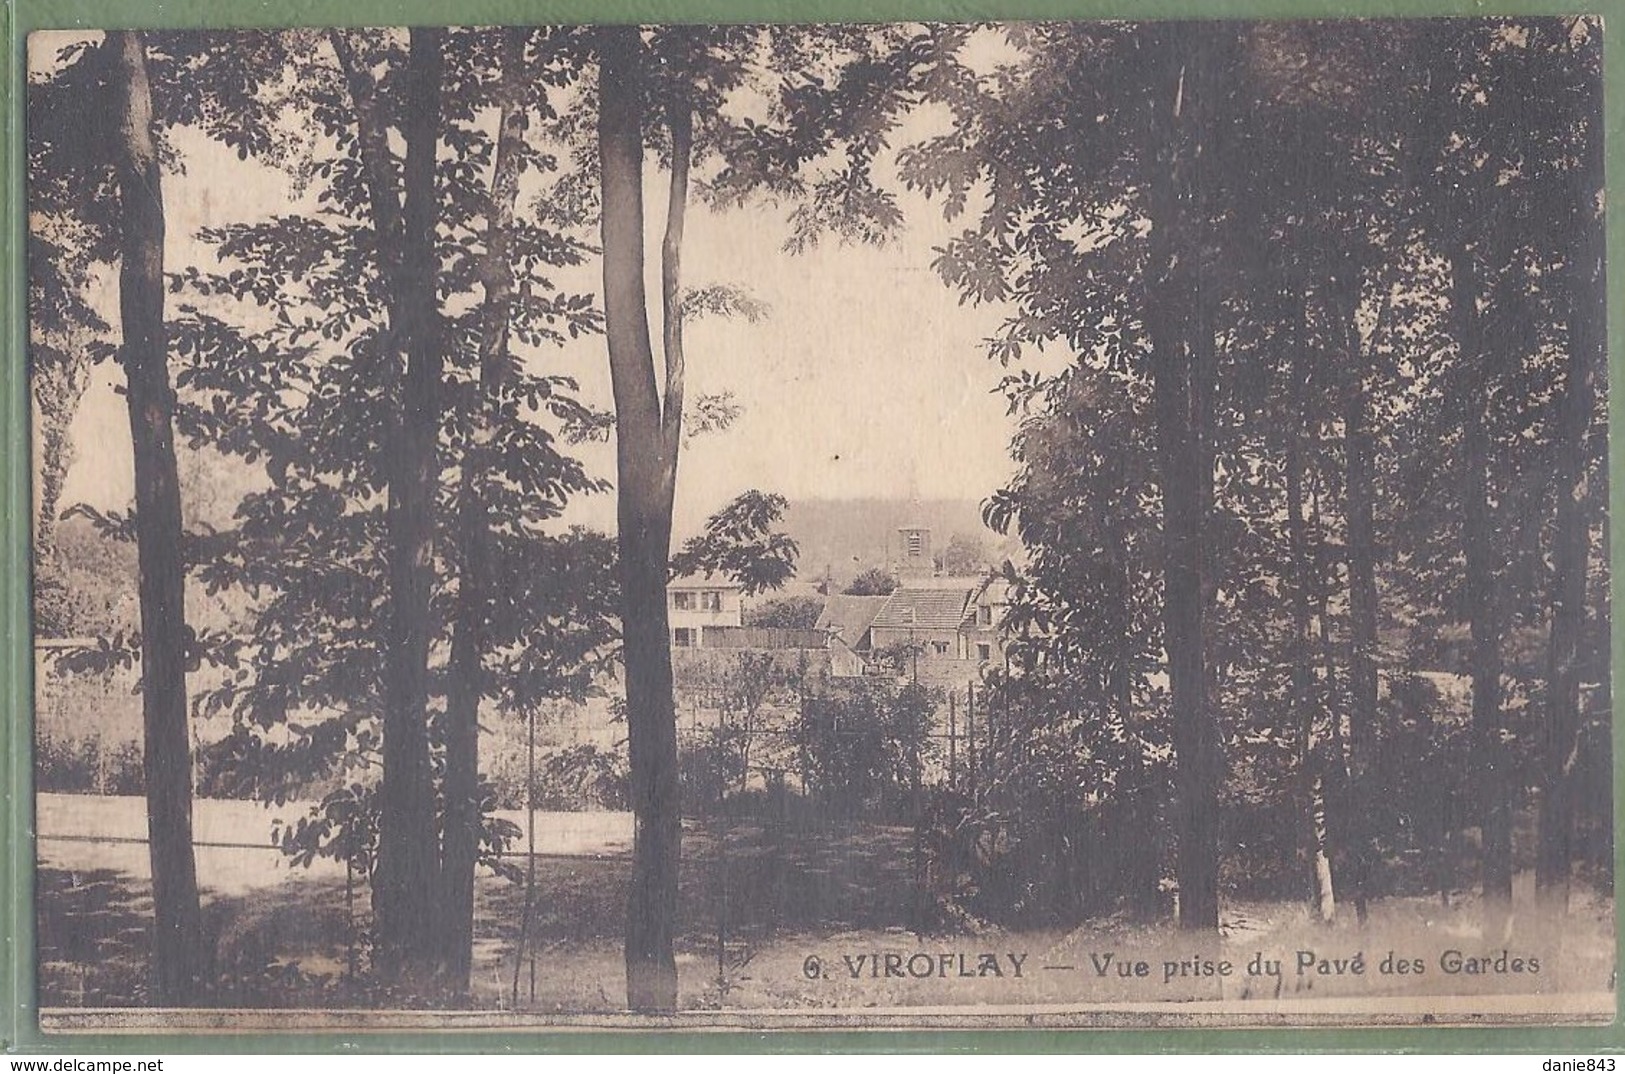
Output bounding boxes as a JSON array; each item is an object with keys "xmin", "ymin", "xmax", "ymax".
[
  {"xmin": 1429, "ymin": 672, "xmax": 1456, "ymax": 907},
  {"xmin": 438, "ymin": 27, "xmax": 528, "ymax": 993},
  {"xmin": 373, "ymin": 26, "xmax": 447, "ymax": 987},
  {"xmin": 1143, "ymin": 22, "xmax": 1222, "ymax": 932},
  {"xmin": 1328, "ymin": 273, "xmax": 1387, "ymax": 925},
  {"xmin": 327, "ymin": 30, "xmax": 404, "ymax": 269},
  {"xmin": 1306, "ymin": 773, "xmax": 1336, "ymax": 923},
  {"xmin": 1107, "ymin": 449, "xmax": 1157, "ymax": 912},
  {"xmin": 1448, "ymin": 241, "xmax": 1513, "ymax": 936},
  {"xmin": 1284, "ymin": 294, "xmax": 1335, "ymax": 924},
  {"xmin": 1536, "ymin": 139, "xmax": 1605, "ymax": 912},
  {"xmin": 1311, "ymin": 478, "xmax": 1353, "ymax": 924},
  {"xmin": 108, "ymin": 29, "xmax": 208, "ymax": 1005},
  {"xmin": 598, "ymin": 26, "xmax": 685, "ymax": 1011},
  {"xmin": 738, "ymin": 700, "xmax": 755, "ymax": 799}
]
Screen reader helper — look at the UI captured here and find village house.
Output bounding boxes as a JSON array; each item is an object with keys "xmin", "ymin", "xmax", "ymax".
[
  {"xmin": 867, "ymin": 580, "xmax": 981, "ymax": 660},
  {"xmin": 817, "ymin": 526, "xmax": 1012, "ymax": 682},
  {"xmin": 666, "ymin": 528, "xmax": 1011, "ymax": 677},
  {"xmin": 814, "ymin": 594, "xmax": 890, "ymax": 677},
  {"xmin": 963, "ymin": 579, "xmax": 1012, "ymax": 666},
  {"xmin": 666, "ymin": 572, "xmax": 743, "ymax": 649}
]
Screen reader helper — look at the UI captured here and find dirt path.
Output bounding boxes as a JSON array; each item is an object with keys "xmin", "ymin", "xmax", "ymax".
[
  {"xmin": 33, "ymin": 794, "xmax": 1616, "ymax": 1020},
  {"xmin": 36, "ymin": 793, "xmax": 634, "ymax": 898}
]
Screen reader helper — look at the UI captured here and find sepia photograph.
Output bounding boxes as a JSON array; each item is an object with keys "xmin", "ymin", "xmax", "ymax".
[{"xmin": 23, "ymin": 16, "xmax": 1614, "ymax": 1032}]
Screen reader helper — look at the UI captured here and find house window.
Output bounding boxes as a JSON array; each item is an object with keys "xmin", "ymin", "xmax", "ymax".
[
  {"xmin": 907, "ymin": 532, "xmax": 922, "ymax": 556},
  {"xmin": 674, "ymin": 627, "xmax": 697, "ymax": 647},
  {"xmin": 702, "ymin": 590, "xmax": 723, "ymax": 612},
  {"xmin": 673, "ymin": 591, "xmax": 695, "ymax": 611},
  {"xmin": 933, "ymin": 641, "xmax": 950, "ymax": 656},
  {"xmin": 977, "ymin": 643, "xmax": 992, "ymax": 662},
  {"xmin": 979, "ymin": 606, "xmax": 993, "ymax": 626}
]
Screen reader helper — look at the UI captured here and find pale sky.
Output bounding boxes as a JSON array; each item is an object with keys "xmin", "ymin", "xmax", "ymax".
[{"xmin": 48, "ymin": 56, "xmax": 1029, "ymax": 541}]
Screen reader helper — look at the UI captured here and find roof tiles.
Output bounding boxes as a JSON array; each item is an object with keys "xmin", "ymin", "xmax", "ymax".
[{"xmin": 870, "ymin": 585, "xmax": 976, "ymax": 631}]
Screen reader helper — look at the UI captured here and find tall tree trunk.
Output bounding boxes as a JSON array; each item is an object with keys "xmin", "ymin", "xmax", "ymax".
[
  {"xmin": 1311, "ymin": 476, "xmax": 1354, "ymax": 924},
  {"xmin": 373, "ymin": 26, "xmax": 447, "ymax": 987},
  {"xmin": 108, "ymin": 29, "xmax": 208, "ymax": 1005},
  {"xmin": 327, "ymin": 30, "xmax": 404, "ymax": 272},
  {"xmin": 438, "ymin": 27, "xmax": 528, "ymax": 993},
  {"xmin": 1448, "ymin": 240, "xmax": 1513, "ymax": 936},
  {"xmin": 1328, "ymin": 271, "xmax": 1387, "ymax": 925},
  {"xmin": 1285, "ymin": 292, "xmax": 1335, "ymax": 924},
  {"xmin": 1107, "ymin": 449, "xmax": 1158, "ymax": 912},
  {"xmin": 738, "ymin": 696, "xmax": 755, "ymax": 800},
  {"xmin": 1536, "ymin": 126, "xmax": 1605, "ymax": 912},
  {"xmin": 598, "ymin": 26, "xmax": 685, "ymax": 1011},
  {"xmin": 1143, "ymin": 22, "xmax": 1222, "ymax": 932},
  {"xmin": 1305, "ymin": 773, "xmax": 1336, "ymax": 924}
]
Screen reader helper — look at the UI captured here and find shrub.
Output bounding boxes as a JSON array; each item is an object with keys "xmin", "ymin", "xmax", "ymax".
[{"xmin": 35, "ymin": 732, "xmax": 143, "ymax": 796}]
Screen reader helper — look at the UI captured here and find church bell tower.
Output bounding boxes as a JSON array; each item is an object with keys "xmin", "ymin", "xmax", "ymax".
[{"xmin": 897, "ymin": 524, "xmax": 932, "ymax": 580}]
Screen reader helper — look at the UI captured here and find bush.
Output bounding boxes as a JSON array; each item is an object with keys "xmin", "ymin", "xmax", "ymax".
[
  {"xmin": 917, "ymin": 784, "xmax": 1171, "ymax": 930},
  {"xmin": 535, "ymin": 743, "xmax": 629, "ymax": 811},
  {"xmin": 793, "ymin": 680, "xmax": 939, "ymax": 822},
  {"xmin": 35, "ymin": 732, "xmax": 143, "ymax": 796},
  {"xmin": 677, "ymin": 727, "xmax": 741, "ymax": 815},
  {"xmin": 843, "ymin": 568, "xmax": 897, "ymax": 596},
  {"xmin": 489, "ymin": 742, "xmax": 630, "ymax": 812},
  {"xmin": 745, "ymin": 596, "xmax": 825, "ymax": 629},
  {"xmin": 909, "ymin": 670, "xmax": 1174, "ymax": 929}
]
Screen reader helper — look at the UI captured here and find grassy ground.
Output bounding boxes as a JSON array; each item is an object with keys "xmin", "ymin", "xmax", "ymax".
[{"xmin": 34, "ymin": 794, "xmax": 1616, "ymax": 1016}]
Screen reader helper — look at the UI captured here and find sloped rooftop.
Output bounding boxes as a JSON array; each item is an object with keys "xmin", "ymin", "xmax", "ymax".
[
  {"xmin": 977, "ymin": 579, "xmax": 1012, "ymax": 605},
  {"xmin": 815, "ymin": 595, "xmax": 890, "ymax": 646},
  {"xmin": 871, "ymin": 585, "xmax": 976, "ymax": 631}
]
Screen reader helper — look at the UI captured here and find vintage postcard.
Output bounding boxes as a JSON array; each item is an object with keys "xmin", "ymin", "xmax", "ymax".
[{"xmin": 21, "ymin": 16, "xmax": 1614, "ymax": 1034}]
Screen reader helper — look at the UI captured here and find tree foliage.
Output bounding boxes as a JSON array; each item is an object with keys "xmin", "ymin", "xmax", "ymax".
[
  {"xmin": 745, "ymin": 595, "xmax": 825, "ymax": 630},
  {"xmin": 844, "ymin": 567, "xmax": 898, "ymax": 596},
  {"xmin": 906, "ymin": 19, "xmax": 1610, "ymax": 929},
  {"xmin": 670, "ymin": 490, "xmax": 799, "ymax": 595}
]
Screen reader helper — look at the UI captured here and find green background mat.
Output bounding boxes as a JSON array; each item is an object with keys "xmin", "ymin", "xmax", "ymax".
[{"xmin": 3, "ymin": 0, "xmax": 1622, "ymax": 1054}]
